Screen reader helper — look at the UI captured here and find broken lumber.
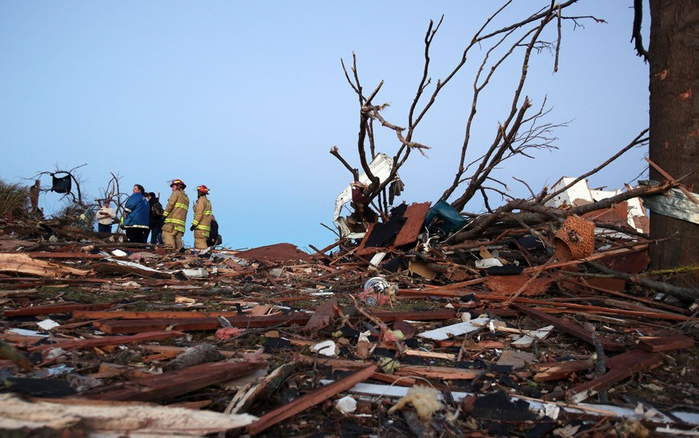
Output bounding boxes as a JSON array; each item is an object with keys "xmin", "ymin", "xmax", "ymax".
[
  {"xmin": 5, "ymin": 302, "xmax": 113, "ymax": 317},
  {"xmin": 510, "ymin": 303, "xmax": 626, "ymax": 352},
  {"xmin": 246, "ymin": 364, "xmax": 377, "ymax": 435},
  {"xmin": 89, "ymin": 359, "xmax": 267, "ymax": 402},
  {"xmin": 0, "ymin": 393, "xmax": 256, "ymax": 435},
  {"xmin": 28, "ymin": 330, "xmax": 186, "ymax": 352},
  {"xmin": 560, "ymin": 349, "xmax": 663, "ymax": 404},
  {"xmin": 0, "ymin": 253, "xmax": 90, "ymax": 277},
  {"xmin": 638, "ymin": 335, "xmax": 695, "ymax": 352},
  {"xmin": 93, "ymin": 313, "xmax": 314, "ymax": 334}
]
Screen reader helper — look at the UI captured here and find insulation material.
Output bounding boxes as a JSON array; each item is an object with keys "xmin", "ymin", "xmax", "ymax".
[{"xmin": 388, "ymin": 385, "xmax": 443, "ymax": 422}]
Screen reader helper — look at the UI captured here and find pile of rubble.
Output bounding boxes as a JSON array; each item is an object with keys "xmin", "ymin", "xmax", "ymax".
[{"xmin": 1, "ymin": 179, "xmax": 698, "ymax": 437}]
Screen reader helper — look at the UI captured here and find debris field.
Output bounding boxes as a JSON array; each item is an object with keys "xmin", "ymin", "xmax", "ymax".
[{"xmin": 1, "ymin": 182, "xmax": 698, "ymax": 437}]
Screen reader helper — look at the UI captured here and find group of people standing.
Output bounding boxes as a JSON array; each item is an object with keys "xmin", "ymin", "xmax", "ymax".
[{"xmin": 96, "ymin": 179, "xmax": 215, "ymax": 250}]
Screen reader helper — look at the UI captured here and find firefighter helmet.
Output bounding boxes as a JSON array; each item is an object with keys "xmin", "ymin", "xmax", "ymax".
[
  {"xmin": 197, "ymin": 185, "xmax": 210, "ymax": 195},
  {"xmin": 170, "ymin": 179, "xmax": 186, "ymax": 189}
]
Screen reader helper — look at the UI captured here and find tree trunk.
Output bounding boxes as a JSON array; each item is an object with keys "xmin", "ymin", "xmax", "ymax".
[{"xmin": 648, "ymin": 0, "xmax": 699, "ymax": 287}]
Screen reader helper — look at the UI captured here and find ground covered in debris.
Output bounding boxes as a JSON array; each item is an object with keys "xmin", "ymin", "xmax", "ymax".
[{"xmin": 1, "ymin": 201, "xmax": 699, "ymax": 437}]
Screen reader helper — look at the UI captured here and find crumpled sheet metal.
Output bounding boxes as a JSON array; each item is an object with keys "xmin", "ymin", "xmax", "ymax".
[
  {"xmin": 643, "ymin": 187, "xmax": 699, "ymax": 225},
  {"xmin": 333, "ymin": 153, "xmax": 396, "ymax": 233}
]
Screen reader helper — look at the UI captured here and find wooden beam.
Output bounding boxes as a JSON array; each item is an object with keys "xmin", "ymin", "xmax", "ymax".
[
  {"xmin": 75, "ymin": 310, "xmax": 268, "ymax": 320},
  {"xmin": 94, "ymin": 313, "xmax": 314, "ymax": 334},
  {"xmin": 28, "ymin": 331, "xmax": 186, "ymax": 352},
  {"xmin": 246, "ymin": 364, "xmax": 377, "ymax": 435},
  {"xmin": 372, "ymin": 309, "xmax": 456, "ymax": 322},
  {"xmin": 84, "ymin": 309, "xmax": 456, "ymax": 334},
  {"xmin": 638, "ymin": 335, "xmax": 695, "ymax": 352},
  {"xmin": 531, "ymin": 359, "xmax": 594, "ymax": 382},
  {"xmin": 0, "ymin": 394, "xmax": 257, "ymax": 435},
  {"xmin": 0, "ymin": 253, "xmax": 91, "ymax": 277},
  {"xmin": 510, "ymin": 303, "xmax": 626, "ymax": 352},
  {"xmin": 5, "ymin": 303, "xmax": 113, "ymax": 317},
  {"xmin": 25, "ymin": 252, "xmax": 105, "ymax": 259},
  {"xmin": 89, "ymin": 359, "xmax": 267, "ymax": 402},
  {"xmin": 562, "ymin": 349, "xmax": 663, "ymax": 404}
]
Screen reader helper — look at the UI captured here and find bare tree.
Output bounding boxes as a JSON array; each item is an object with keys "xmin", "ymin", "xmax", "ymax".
[
  {"xmin": 331, "ymin": 1, "xmax": 604, "ymax": 221},
  {"xmin": 35, "ymin": 163, "xmax": 88, "ymax": 206},
  {"xmin": 97, "ymin": 172, "xmax": 128, "ymax": 220}
]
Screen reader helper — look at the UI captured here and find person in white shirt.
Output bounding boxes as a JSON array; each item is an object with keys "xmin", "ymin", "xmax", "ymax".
[{"xmin": 97, "ymin": 199, "xmax": 117, "ymax": 233}]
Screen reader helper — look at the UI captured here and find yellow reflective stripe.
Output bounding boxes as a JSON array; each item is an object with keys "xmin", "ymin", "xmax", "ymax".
[
  {"xmin": 197, "ymin": 225, "xmax": 211, "ymax": 231},
  {"xmin": 163, "ymin": 211, "xmax": 170, "ymax": 217},
  {"xmin": 203, "ymin": 210, "xmax": 212, "ymax": 215},
  {"xmin": 174, "ymin": 225, "xmax": 185, "ymax": 232},
  {"xmin": 192, "ymin": 220, "xmax": 200, "ymax": 226},
  {"xmin": 165, "ymin": 218, "xmax": 186, "ymax": 226},
  {"xmin": 175, "ymin": 203, "xmax": 188, "ymax": 210}
]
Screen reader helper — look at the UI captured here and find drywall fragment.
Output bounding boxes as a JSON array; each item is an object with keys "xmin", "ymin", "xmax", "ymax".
[
  {"xmin": 335, "ymin": 395, "xmax": 357, "ymax": 414},
  {"xmin": 311, "ymin": 340, "xmax": 339, "ymax": 357},
  {"xmin": 512, "ymin": 325, "xmax": 554, "ymax": 348},
  {"xmin": 416, "ymin": 317, "xmax": 490, "ymax": 341}
]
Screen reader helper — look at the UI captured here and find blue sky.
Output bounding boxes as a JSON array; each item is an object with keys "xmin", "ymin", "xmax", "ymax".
[{"xmin": 0, "ymin": 1, "xmax": 649, "ymax": 251}]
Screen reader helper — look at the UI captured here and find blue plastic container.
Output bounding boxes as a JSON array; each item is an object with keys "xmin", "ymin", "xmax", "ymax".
[{"xmin": 425, "ymin": 200, "xmax": 469, "ymax": 234}]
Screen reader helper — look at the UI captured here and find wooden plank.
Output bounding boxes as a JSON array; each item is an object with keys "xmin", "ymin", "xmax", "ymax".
[
  {"xmin": 87, "ymin": 309, "xmax": 455, "ymax": 334},
  {"xmin": 482, "ymin": 296, "xmax": 694, "ymax": 322},
  {"xmin": 28, "ymin": 330, "xmax": 186, "ymax": 352},
  {"xmin": 26, "ymin": 252, "xmax": 105, "ymax": 259},
  {"xmin": 75, "ymin": 310, "xmax": 263, "ymax": 320},
  {"xmin": 396, "ymin": 365, "xmax": 478, "ymax": 380},
  {"xmin": 638, "ymin": 335, "xmax": 695, "ymax": 352},
  {"xmin": 510, "ymin": 303, "xmax": 626, "ymax": 352},
  {"xmin": 0, "ymin": 289, "xmax": 38, "ymax": 298},
  {"xmin": 372, "ymin": 309, "xmax": 456, "ymax": 322},
  {"xmin": 93, "ymin": 262, "xmax": 172, "ymax": 279},
  {"xmin": 371, "ymin": 372, "xmax": 416, "ymax": 387},
  {"xmin": 403, "ymin": 349, "xmax": 455, "ymax": 361},
  {"xmin": 531, "ymin": 359, "xmax": 594, "ymax": 382},
  {"xmin": 0, "ymin": 253, "xmax": 91, "ymax": 277},
  {"xmin": 521, "ymin": 244, "xmax": 649, "ymax": 274},
  {"xmin": 393, "ymin": 202, "xmax": 431, "ymax": 247},
  {"xmin": 0, "ymin": 394, "xmax": 257, "ymax": 434},
  {"xmin": 94, "ymin": 313, "xmax": 313, "ymax": 334},
  {"xmin": 89, "ymin": 359, "xmax": 267, "ymax": 402},
  {"xmin": 246, "ymin": 364, "xmax": 377, "ymax": 435},
  {"xmin": 398, "ymin": 288, "xmax": 470, "ymax": 298},
  {"xmin": 563, "ymin": 350, "xmax": 663, "ymax": 404},
  {"xmin": 5, "ymin": 303, "xmax": 114, "ymax": 317},
  {"xmin": 139, "ymin": 344, "xmax": 242, "ymax": 359},
  {"xmin": 567, "ymin": 278, "xmax": 690, "ymax": 315}
]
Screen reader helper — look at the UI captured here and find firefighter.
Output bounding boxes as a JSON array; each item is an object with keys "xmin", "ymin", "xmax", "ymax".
[
  {"xmin": 190, "ymin": 185, "xmax": 213, "ymax": 249},
  {"xmin": 162, "ymin": 179, "xmax": 189, "ymax": 250}
]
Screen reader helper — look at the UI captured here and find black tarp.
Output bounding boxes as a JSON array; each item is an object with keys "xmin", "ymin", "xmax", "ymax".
[{"xmin": 51, "ymin": 173, "xmax": 72, "ymax": 194}]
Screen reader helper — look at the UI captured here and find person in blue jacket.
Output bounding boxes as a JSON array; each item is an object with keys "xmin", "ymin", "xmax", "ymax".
[{"xmin": 121, "ymin": 184, "xmax": 150, "ymax": 243}]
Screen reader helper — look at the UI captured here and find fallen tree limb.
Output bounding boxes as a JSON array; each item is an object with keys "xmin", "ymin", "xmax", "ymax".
[
  {"xmin": 587, "ymin": 261, "xmax": 698, "ymax": 302},
  {"xmin": 448, "ymin": 180, "xmax": 675, "ymax": 244}
]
